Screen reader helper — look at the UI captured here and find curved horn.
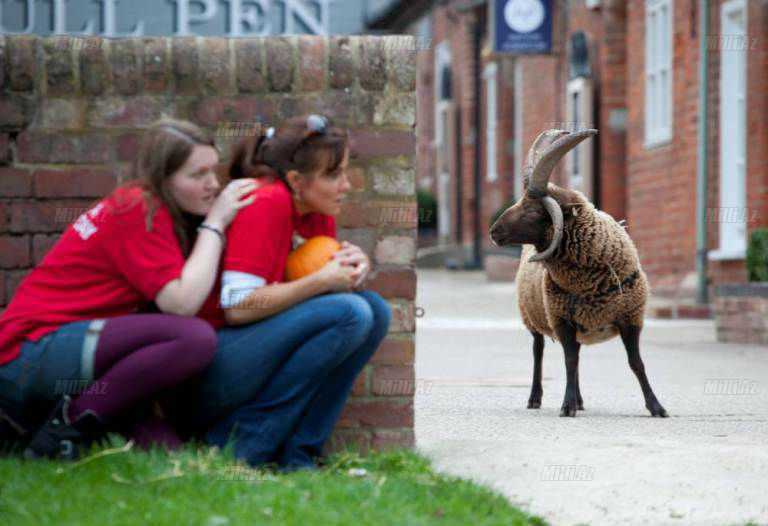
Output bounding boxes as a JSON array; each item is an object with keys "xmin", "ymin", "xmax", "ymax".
[
  {"xmin": 528, "ymin": 129, "xmax": 598, "ymax": 196},
  {"xmin": 523, "ymin": 129, "xmax": 570, "ymax": 190},
  {"xmin": 528, "ymin": 195, "xmax": 564, "ymax": 262}
]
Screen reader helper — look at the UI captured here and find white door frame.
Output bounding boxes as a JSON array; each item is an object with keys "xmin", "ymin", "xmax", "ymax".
[
  {"xmin": 483, "ymin": 62, "xmax": 499, "ymax": 183},
  {"xmin": 565, "ymin": 77, "xmax": 595, "ymax": 199},
  {"xmin": 711, "ymin": 0, "xmax": 747, "ymax": 260},
  {"xmin": 434, "ymin": 42, "xmax": 454, "ymax": 241}
]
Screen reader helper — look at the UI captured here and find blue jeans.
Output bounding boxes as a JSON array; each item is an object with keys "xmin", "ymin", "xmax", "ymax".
[
  {"xmin": 0, "ymin": 320, "xmax": 101, "ymax": 435},
  {"xmin": 193, "ymin": 291, "xmax": 391, "ymax": 469}
]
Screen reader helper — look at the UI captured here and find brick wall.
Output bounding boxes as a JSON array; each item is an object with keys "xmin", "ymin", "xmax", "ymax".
[
  {"xmin": 0, "ymin": 34, "xmax": 417, "ymax": 452},
  {"xmin": 574, "ymin": 0, "xmax": 628, "ymax": 221},
  {"xmin": 495, "ymin": 58, "xmax": 516, "ymax": 211},
  {"xmin": 514, "ymin": 0, "xmax": 613, "ymax": 196},
  {"xmin": 626, "ymin": 0, "xmax": 701, "ymax": 296},
  {"xmin": 705, "ymin": 0, "xmax": 768, "ymax": 289},
  {"xmin": 714, "ymin": 284, "xmax": 768, "ymax": 345},
  {"xmin": 513, "ymin": 1, "xmax": 629, "ymax": 215},
  {"xmin": 422, "ymin": 4, "xmax": 522, "ymax": 250},
  {"xmin": 519, "ymin": 55, "xmax": 564, "ymax": 183},
  {"xmin": 625, "ymin": 0, "xmax": 768, "ymax": 297}
]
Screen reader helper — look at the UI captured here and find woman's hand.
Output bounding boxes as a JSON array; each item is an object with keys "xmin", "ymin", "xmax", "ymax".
[
  {"xmin": 332, "ymin": 241, "xmax": 371, "ymax": 289},
  {"xmin": 205, "ymin": 178, "xmax": 258, "ymax": 229},
  {"xmin": 316, "ymin": 258, "xmax": 357, "ymax": 293}
]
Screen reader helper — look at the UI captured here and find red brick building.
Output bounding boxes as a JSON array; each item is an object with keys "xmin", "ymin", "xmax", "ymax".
[{"xmin": 369, "ymin": 0, "xmax": 768, "ymax": 302}]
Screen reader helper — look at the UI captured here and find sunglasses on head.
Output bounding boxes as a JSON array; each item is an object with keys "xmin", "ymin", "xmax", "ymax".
[{"xmin": 306, "ymin": 114, "xmax": 329, "ymax": 134}]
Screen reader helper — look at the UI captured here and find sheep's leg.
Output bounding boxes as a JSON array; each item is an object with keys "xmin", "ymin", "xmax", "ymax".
[
  {"xmin": 618, "ymin": 324, "xmax": 668, "ymax": 417},
  {"xmin": 554, "ymin": 322, "xmax": 581, "ymax": 417},
  {"xmin": 527, "ymin": 332, "xmax": 544, "ymax": 409},
  {"xmin": 576, "ymin": 369, "xmax": 584, "ymax": 410}
]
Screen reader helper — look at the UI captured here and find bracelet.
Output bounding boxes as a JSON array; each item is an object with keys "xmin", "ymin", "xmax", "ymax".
[{"xmin": 198, "ymin": 223, "xmax": 225, "ymax": 247}]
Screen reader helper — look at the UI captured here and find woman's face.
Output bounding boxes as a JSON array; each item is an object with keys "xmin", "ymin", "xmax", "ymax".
[
  {"xmin": 293, "ymin": 148, "xmax": 351, "ymax": 216},
  {"xmin": 167, "ymin": 145, "xmax": 221, "ymax": 216}
]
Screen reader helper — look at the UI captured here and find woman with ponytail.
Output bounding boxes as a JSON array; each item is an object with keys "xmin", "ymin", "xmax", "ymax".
[
  {"xmin": 191, "ymin": 115, "xmax": 390, "ymax": 472},
  {"xmin": 0, "ymin": 119, "xmax": 256, "ymax": 459}
]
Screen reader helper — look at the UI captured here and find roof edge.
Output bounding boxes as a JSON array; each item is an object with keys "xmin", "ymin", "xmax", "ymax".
[{"xmin": 366, "ymin": 0, "xmax": 436, "ymax": 32}]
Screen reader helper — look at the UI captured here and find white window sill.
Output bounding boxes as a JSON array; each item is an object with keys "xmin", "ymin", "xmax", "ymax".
[
  {"xmin": 643, "ymin": 135, "xmax": 673, "ymax": 150},
  {"xmin": 708, "ymin": 248, "xmax": 746, "ymax": 261}
]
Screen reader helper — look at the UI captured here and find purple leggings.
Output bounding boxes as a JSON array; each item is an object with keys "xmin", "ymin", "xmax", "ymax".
[{"xmin": 67, "ymin": 314, "xmax": 217, "ymax": 425}]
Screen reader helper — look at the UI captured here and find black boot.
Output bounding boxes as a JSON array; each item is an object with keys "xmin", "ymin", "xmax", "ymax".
[
  {"xmin": 1, "ymin": 405, "xmax": 29, "ymax": 456},
  {"xmin": 23, "ymin": 396, "xmax": 105, "ymax": 461}
]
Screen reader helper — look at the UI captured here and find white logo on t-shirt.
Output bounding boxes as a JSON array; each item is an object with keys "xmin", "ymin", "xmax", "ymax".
[{"xmin": 73, "ymin": 203, "xmax": 105, "ymax": 240}]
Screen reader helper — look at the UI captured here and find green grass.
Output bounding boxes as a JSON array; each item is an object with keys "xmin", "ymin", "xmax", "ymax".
[{"xmin": 0, "ymin": 439, "xmax": 545, "ymax": 526}]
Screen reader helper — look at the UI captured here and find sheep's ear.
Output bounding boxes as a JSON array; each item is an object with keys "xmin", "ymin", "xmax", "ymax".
[{"xmin": 562, "ymin": 203, "xmax": 581, "ymax": 218}]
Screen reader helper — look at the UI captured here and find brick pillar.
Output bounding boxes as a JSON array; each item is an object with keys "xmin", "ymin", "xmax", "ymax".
[
  {"xmin": 0, "ymin": 34, "xmax": 417, "ymax": 452},
  {"xmin": 599, "ymin": 0, "xmax": 628, "ymax": 221}
]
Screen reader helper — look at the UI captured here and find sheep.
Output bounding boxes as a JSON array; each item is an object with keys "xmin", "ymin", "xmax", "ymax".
[{"xmin": 489, "ymin": 128, "xmax": 668, "ymax": 418}]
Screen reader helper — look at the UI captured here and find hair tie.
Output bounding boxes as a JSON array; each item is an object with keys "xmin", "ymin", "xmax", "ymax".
[{"xmin": 159, "ymin": 125, "xmax": 193, "ymax": 143}]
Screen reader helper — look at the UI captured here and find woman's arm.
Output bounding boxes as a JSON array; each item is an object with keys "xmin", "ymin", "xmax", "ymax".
[
  {"xmin": 156, "ymin": 180, "xmax": 256, "ymax": 316},
  {"xmin": 224, "ymin": 259, "xmax": 356, "ymax": 325},
  {"xmin": 154, "ymin": 223, "xmax": 227, "ymax": 316}
]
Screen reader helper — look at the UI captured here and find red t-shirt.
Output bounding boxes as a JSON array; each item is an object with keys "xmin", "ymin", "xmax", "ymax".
[
  {"xmin": 222, "ymin": 179, "xmax": 336, "ymax": 282},
  {"xmin": 196, "ymin": 272, "xmax": 226, "ymax": 329},
  {"xmin": 0, "ymin": 185, "xmax": 190, "ymax": 366}
]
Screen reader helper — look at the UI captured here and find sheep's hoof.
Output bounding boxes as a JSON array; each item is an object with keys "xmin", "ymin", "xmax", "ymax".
[
  {"xmin": 527, "ymin": 399, "xmax": 541, "ymax": 409},
  {"xmin": 647, "ymin": 401, "xmax": 668, "ymax": 418},
  {"xmin": 559, "ymin": 400, "xmax": 579, "ymax": 417}
]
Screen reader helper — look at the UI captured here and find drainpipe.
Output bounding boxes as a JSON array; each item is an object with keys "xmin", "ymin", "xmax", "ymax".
[
  {"xmin": 469, "ymin": 14, "xmax": 483, "ymax": 269},
  {"xmin": 455, "ymin": 107, "xmax": 464, "ymax": 249},
  {"xmin": 696, "ymin": 0, "xmax": 710, "ymax": 304}
]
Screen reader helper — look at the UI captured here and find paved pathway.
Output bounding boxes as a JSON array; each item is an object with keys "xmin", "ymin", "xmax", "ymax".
[{"xmin": 415, "ymin": 269, "xmax": 768, "ymax": 526}]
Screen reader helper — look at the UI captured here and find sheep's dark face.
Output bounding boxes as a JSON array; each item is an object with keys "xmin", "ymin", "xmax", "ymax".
[
  {"xmin": 489, "ymin": 195, "xmax": 552, "ymax": 248},
  {"xmin": 489, "ymin": 128, "xmax": 597, "ymax": 261}
]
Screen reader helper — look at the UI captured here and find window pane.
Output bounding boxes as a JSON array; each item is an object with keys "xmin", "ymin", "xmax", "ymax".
[
  {"xmin": 646, "ymin": 10, "xmax": 653, "ymax": 70},
  {"xmin": 573, "ymin": 94, "xmax": 580, "ymax": 177},
  {"xmin": 659, "ymin": 70, "xmax": 669, "ymax": 129},
  {"xmin": 649, "ymin": 10, "xmax": 657, "ymax": 69},
  {"xmin": 658, "ymin": 5, "xmax": 670, "ymax": 68},
  {"xmin": 649, "ymin": 74, "xmax": 656, "ymax": 134},
  {"xmin": 486, "ymin": 74, "xmax": 497, "ymax": 181},
  {"xmin": 645, "ymin": 1, "xmax": 676, "ymax": 143}
]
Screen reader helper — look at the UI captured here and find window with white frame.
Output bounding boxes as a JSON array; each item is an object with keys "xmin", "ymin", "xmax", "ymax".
[
  {"xmin": 434, "ymin": 41, "xmax": 454, "ymax": 239},
  {"xmin": 565, "ymin": 77, "xmax": 595, "ymax": 199},
  {"xmin": 645, "ymin": 0, "xmax": 673, "ymax": 146},
  {"xmin": 434, "ymin": 42, "xmax": 452, "ymax": 142},
  {"xmin": 415, "ymin": 15, "xmax": 432, "ymax": 51},
  {"xmin": 483, "ymin": 63, "xmax": 498, "ymax": 182}
]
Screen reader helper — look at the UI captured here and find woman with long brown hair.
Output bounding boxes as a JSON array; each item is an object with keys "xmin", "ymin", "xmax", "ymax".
[
  {"xmin": 190, "ymin": 115, "xmax": 390, "ymax": 472},
  {"xmin": 0, "ymin": 119, "xmax": 256, "ymax": 459}
]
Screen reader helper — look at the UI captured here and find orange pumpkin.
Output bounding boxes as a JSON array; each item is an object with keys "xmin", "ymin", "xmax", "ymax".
[{"xmin": 284, "ymin": 236, "xmax": 341, "ymax": 281}]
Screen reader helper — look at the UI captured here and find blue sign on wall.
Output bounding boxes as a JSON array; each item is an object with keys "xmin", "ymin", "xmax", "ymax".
[{"xmin": 492, "ymin": 0, "xmax": 553, "ymax": 54}]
